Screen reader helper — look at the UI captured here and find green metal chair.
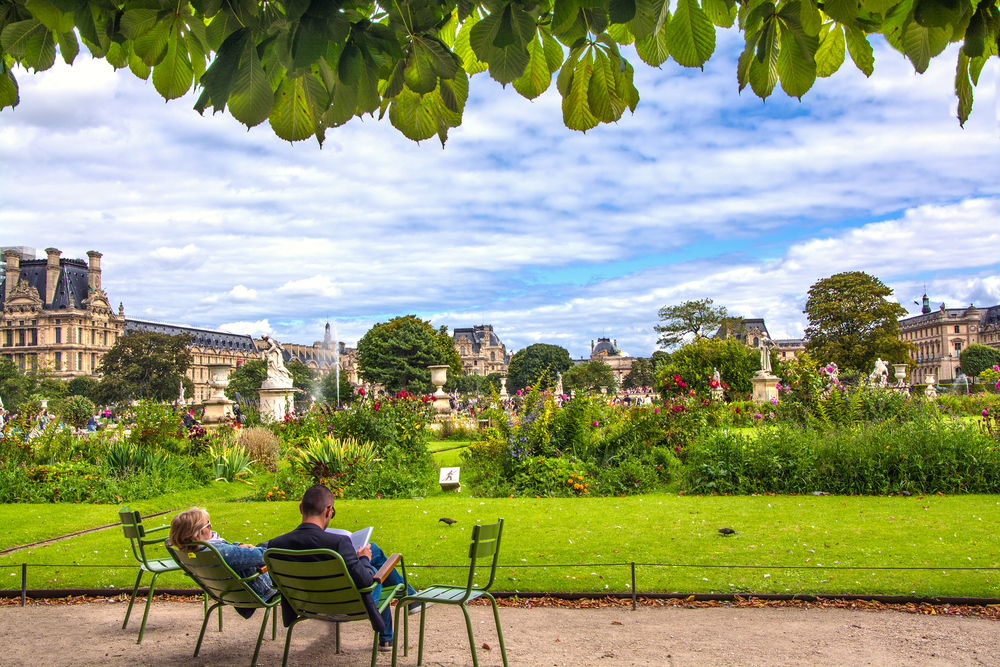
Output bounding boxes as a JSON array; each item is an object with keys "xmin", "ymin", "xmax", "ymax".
[
  {"xmin": 118, "ymin": 505, "xmax": 182, "ymax": 644},
  {"xmin": 166, "ymin": 541, "xmax": 279, "ymax": 667},
  {"xmin": 391, "ymin": 519, "xmax": 507, "ymax": 667},
  {"xmin": 264, "ymin": 548, "xmax": 408, "ymax": 667}
]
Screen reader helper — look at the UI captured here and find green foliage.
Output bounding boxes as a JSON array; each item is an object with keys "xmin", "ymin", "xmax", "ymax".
[
  {"xmin": 959, "ymin": 343, "xmax": 1000, "ymax": 377},
  {"xmin": 295, "ymin": 434, "xmax": 377, "ymax": 483},
  {"xmin": 59, "ymin": 394, "xmax": 96, "ymax": 429},
  {"xmin": 803, "ymin": 271, "xmax": 914, "ymax": 373},
  {"xmin": 654, "ymin": 298, "xmax": 730, "ymax": 349},
  {"xmin": 66, "ymin": 375, "xmax": 100, "ymax": 402},
  {"xmin": 125, "ymin": 400, "xmax": 185, "ymax": 452},
  {"xmin": 95, "ymin": 331, "xmax": 194, "ymax": 403},
  {"xmin": 622, "ymin": 357, "xmax": 654, "ymax": 390},
  {"xmin": 446, "ymin": 372, "xmax": 503, "ymax": 395},
  {"xmin": 683, "ymin": 417, "xmax": 1000, "ymax": 495},
  {"xmin": 562, "ymin": 359, "xmax": 617, "ymax": 393},
  {"xmin": 657, "ymin": 336, "xmax": 759, "ymax": 398},
  {"xmin": 319, "ymin": 368, "xmax": 356, "ymax": 405},
  {"xmin": 225, "ymin": 359, "xmax": 267, "ymax": 401},
  {"xmin": 357, "ymin": 315, "xmax": 460, "ymax": 394},
  {"xmin": 3, "ymin": 0, "xmax": 988, "ymax": 143},
  {"xmin": 505, "ymin": 343, "xmax": 572, "ymax": 392},
  {"xmin": 0, "ymin": 358, "xmax": 66, "ymax": 413},
  {"xmin": 208, "ymin": 443, "xmax": 254, "ymax": 483}
]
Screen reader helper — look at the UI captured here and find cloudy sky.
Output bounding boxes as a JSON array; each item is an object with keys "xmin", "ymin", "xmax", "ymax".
[{"xmin": 1, "ymin": 29, "xmax": 998, "ymax": 359}]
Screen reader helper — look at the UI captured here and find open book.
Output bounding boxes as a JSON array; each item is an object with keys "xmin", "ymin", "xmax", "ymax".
[{"xmin": 325, "ymin": 526, "xmax": 373, "ymax": 553}]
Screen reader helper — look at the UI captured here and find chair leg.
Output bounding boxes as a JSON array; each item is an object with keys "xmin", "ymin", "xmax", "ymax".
[
  {"xmin": 272, "ymin": 604, "xmax": 277, "ymax": 640},
  {"xmin": 370, "ymin": 628, "xmax": 380, "ymax": 667},
  {"xmin": 136, "ymin": 571, "xmax": 160, "ymax": 644},
  {"xmin": 122, "ymin": 569, "xmax": 143, "ymax": 630},
  {"xmin": 335, "ymin": 622, "xmax": 341, "ymax": 654},
  {"xmin": 195, "ymin": 602, "xmax": 223, "ymax": 657},
  {"xmin": 219, "ymin": 603, "xmax": 223, "ymax": 631},
  {"xmin": 280, "ymin": 621, "xmax": 297, "ymax": 667},
  {"xmin": 250, "ymin": 606, "xmax": 270, "ymax": 667},
  {"xmin": 485, "ymin": 593, "xmax": 508, "ymax": 667},
  {"xmin": 391, "ymin": 603, "xmax": 404, "ymax": 667},
  {"xmin": 417, "ymin": 605, "xmax": 427, "ymax": 666},
  {"xmin": 461, "ymin": 604, "xmax": 479, "ymax": 667}
]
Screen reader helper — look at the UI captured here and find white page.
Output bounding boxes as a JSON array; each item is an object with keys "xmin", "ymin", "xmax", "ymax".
[{"xmin": 326, "ymin": 526, "xmax": 373, "ymax": 552}]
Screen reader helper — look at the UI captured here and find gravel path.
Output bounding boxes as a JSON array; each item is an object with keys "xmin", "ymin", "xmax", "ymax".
[{"xmin": 0, "ymin": 599, "xmax": 997, "ymax": 666}]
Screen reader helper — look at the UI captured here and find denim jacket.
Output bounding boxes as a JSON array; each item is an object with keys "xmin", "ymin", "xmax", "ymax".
[{"xmin": 203, "ymin": 539, "xmax": 277, "ymax": 600}]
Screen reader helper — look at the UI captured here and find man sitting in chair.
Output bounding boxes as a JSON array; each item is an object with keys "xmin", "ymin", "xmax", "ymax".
[{"xmin": 265, "ymin": 484, "xmax": 414, "ymax": 652}]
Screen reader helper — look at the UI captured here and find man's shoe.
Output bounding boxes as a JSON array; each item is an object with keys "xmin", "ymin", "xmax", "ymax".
[{"xmin": 378, "ymin": 642, "xmax": 392, "ymax": 653}]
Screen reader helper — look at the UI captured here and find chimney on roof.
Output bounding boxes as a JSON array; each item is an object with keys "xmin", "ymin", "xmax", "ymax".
[
  {"xmin": 86, "ymin": 251, "xmax": 102, "ymax": 291},
  {"xmin": 591, "ymin": 340, "xmax": 594, "ymax": 353},
  {"xmin": 613, "ymin": 339, "xmax": 617, "ymax": 349},
  {"xmin": 3, "ymin": 249, "xmax": 20, "ymax": 298},
  {"xmin": 45, "ymin": 248, "xmax": 61, "ymax": 305}
]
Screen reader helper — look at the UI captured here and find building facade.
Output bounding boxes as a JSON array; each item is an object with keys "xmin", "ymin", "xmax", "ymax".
[
  {"xmin": 718, "ymin": 318, "xmax": 805, "ymax": 360},
  {"xmin": 453, "ymin": 325, "xmax": 510, "ymax": 376},
  {"xmin": 281, "ymin": 322, "xmax": 359, "ymax": 385},
  {"xmin": 898, "ymin": 294, "xmax": 1000, "ymax": 382},
  {"xmin": 1, "ymin": 247, "xmax": 125, "ymax": 378},
  {"xmin": 585, "ymin": 337, "xmax": 637, "ymax": 386}
]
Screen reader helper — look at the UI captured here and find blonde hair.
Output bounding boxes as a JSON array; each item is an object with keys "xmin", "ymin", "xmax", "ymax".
[{"xmin": 169, "ymin": 508, "xmax": 210, "ymax": 553}]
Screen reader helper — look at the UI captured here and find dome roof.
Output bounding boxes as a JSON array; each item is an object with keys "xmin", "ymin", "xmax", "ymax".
[{"xmin": 592, "ymin": 337, "xmax": 617, "ymax": 356}]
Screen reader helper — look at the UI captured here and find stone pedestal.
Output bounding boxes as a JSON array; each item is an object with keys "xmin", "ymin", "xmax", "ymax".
[
  {"xmin": 428, "ymin": 365, "xmax": 451, "ymax": 416},
  {"xmin": 203, "ymin": 364, "xmax": 233, "ymax": 423},
  {"xmin": 259, "ymin": 384, "xmax": 295, "ymax": 422},
  {"xmin": 499, "ymin": 377, "xmax": 508, "ymax": 399},
  {"xmin": 751, "ymin": 372, "xmax": 779, "ymax": 404},
  {"xmin": 924, "ymin": 374, "xmax": 937, "ymax": 399}
]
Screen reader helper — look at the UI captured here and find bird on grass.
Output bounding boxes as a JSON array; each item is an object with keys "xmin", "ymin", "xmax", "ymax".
[
  {"xmin": 718, "ymin": 528, "xmax": 737, "ymax": 536},
  {"xmin": 439, "ymin": 517, "xmax": 457, "ymax": 526},
  {"xmin": 899, "ymin": 490, "xmax": 912, "ymax": 497}
]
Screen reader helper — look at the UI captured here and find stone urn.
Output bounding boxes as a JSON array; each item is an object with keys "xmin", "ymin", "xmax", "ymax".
[
  {"xmin": 892, "ymin": 364, "xmax": 908, "ymax": 384},
  {"xmin": 499, "ymin": 377, "xmax": 508, "ymax": 399},
  {"xmin": 428, "ymin": 365, "xmax": 451, "ymax": 415},
  {"xmin": 203, "ymin": 364, "xmax": 233, "ymax": 423},
  {"xmin": 924, "ymin": 374, "xmax": 937, "ymax": 399}
]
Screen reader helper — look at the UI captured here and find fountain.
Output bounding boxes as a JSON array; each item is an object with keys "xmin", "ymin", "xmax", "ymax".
[{"xmin": 953, "ymin": 372, "xmax": 969, "ymax": 395}]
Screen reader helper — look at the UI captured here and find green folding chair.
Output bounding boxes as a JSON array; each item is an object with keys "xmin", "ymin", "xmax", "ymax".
[
  {"xmin": 119, "ymin": 505, "xmax": 182, "ymax": 644},
  {"xmin": 391, "ymin": 519, "xmax": 507, "ymax": 667},
  {"xmin": 264, "ymin": 548, "xmax": 408, "ymax": 667},
  {"xmin": 166, "ymin": 541, "xmax": 279, "ymax": 667}
]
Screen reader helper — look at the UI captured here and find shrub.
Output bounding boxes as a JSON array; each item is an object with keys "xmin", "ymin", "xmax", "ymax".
[
  {"xmin": 238, "ymin": 426, "xmax": 282, "ymax": 467},
  {"xmin": 127, "ymin": 400, "xmax": 184, "ymax": 452},
  {"xmin": 960, "ymin": 344, "xmax": 1000, "ymax": 378},
  {"xmin": 59, "ymin": 395, "xmax": 96, "ymax": 429},
  {"xmin": 296, "ymin": 435, "xmax": 377, "ymax": 484},
  {"xmin": 208, "ymin": 444, "xmax": 254, "ymax": 483},
  {"xmin": 656, "ymin": 337, "xmax": 760, "ymax": 397}
]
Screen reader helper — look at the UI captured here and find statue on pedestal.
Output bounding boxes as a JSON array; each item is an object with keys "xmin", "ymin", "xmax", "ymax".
[
  {"xmin": 759, "ymin": 336, "xmax": 775, "ymax": 375},
  {"xmin": 261, "ymin": 334, "xmax": 293, "ymax": 388},
  {"xmin": 869, "ymin": 357, "xmax": 889, "ymax": 388}
]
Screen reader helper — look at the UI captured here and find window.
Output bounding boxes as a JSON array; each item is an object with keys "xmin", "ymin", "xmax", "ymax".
[
  {"xmin": 30, "ymin": 329, "xmax": 37, "ymax": 345},
  {"xmin": 955, "ymin": 342, "xmax": 962, "ymax": 353},
  {"xmin": 91, "ymin": 353, "xmax": 97, "ymax": 372},
  {"xmin": 954, "ymin": 325, "xmax": 960, "ymax": 334},
  {"xmin": 78, "ymin": 352, "xmax": 83, "ymax": 370},
  {"xmin": 91, "ymin": 330, "xmax": 95, "ymax": 344},
  {"xmin": 103, "ymin": 331, "xmax": 107, "ymax": 345},
  {"xmin": 18, "ymin": 329, "xmax": 25, "ymax": 346},
  {"xmin": 490, "ymin": 351, "xmax": 496, "ymax": 361},
  {"xmin": 3, "ymin": 330, "xmax": 10, "ymax": 347},
  {"xmin": 54, "ymin": 352, "xmax": 62, "ymax": 370},
  {"xmin": 55, "ymin": 328, "xmax": 62, "ymax": 344},
  {"xmin": 77, "ymin": 328, "xmax": 83, "ymax": 344}
]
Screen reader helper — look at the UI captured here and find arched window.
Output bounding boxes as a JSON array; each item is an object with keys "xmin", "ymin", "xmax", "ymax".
[
  {"xmin": 753, "ymin": 337, "xmax": 759, "ymax": 347},
  {"xmin": 490, "ymin": 351, "xmax": 495, "ymax": 361}
]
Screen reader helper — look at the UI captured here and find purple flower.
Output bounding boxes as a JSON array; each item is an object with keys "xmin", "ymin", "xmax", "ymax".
[
  {"xmin": 770, "ymin": 397, "xmax": 778, "ymax": 405},
  {"xmin": 984, "ymin": 409, "xmax": 990, "ymax": 417},
  {"xmin": 753, "ymin": 413, "xmax": 763, "ymax": 420}
]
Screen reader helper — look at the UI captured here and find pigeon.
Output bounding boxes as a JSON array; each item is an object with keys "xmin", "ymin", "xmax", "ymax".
[
  {"xmin": 718, "ymin": 528, "xmax": 737, "ymax": 536},
  {"xmin": 899, "ymin": 490, "xmax": 912, "ymax": 497},
  {"xmin": 439, "ymin": 517, "xmax": 457, "ymax": 526}
]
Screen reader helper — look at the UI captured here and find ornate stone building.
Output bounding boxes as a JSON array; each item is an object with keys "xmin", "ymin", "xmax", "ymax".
[
  {"xmin": 898, "ymin": 294, "xmax": 1000, "ymax": 382},
  {"xmin": 1, "ymin": 247, "xmax": 125, "ymax": 378},
  {"xmin": 585, "ymin": 337, "xmax": 636, "ymax": 386},
  {"xmin": 281, "ymin": 322, "xmax": 359, "ymax": 384},
  {"xmin": 452, "ymin": 325, "xmax": 509, "ymax": 376},
  {"xmin": 124, "ymin": 319, "xmax": 258, "ymax": 402},
  {"xmin": 718, "ymin": 318, "xmax": 805, "ymax": 360}
]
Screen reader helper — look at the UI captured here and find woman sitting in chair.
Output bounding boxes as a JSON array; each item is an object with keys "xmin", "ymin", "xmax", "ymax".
[{"xmin": 168, "ymin": 507, "xmax": 278, "ymax": 601}]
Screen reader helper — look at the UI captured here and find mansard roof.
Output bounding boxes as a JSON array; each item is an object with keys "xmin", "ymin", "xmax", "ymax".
[
  {"xmin": 125, "ymin": 319, "xmax": 256, "ymax": 352},
  {"xmin": 453, "ymin": 325, "xmax": 503, "ymax": 351},
  {"xmin": 3, "ymin": 258, "xmax": 90, "ymax": 310}
]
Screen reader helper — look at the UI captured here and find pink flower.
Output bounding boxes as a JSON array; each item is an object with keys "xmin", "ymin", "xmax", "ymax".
[
  {"xmin": 592, "ymin": 421, "xmax": 599, "ymax": 427},
  {"xmin": 984, "ymin": 409, "xmax": 990, "ymax": 417},
  {"xmin": 516, "ymin": 389, "xmax": 522, "ymax": 396},
  {"xmin": 753, "ymin": 413, "xmax": 763, "ymax": 419},
  {"xmin": 770, "ymin": 397, "xmax": 778, "ymax": 405},
  {"xmin": 653, "ymin": 408, "xmax": 659, "ymax": 414}
]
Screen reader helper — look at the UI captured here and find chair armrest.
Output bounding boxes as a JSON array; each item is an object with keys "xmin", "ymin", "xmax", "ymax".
[
  {"xmin": 145, "ymin": 524, "xmax": 170, "ymax": 534},
  {"xmin": 139, "ymin": 535, "xmax": 169, "ymax": 547},
  {"xmin": 373, "ymin": 553, "xmax": 402, "ymax": 584}
]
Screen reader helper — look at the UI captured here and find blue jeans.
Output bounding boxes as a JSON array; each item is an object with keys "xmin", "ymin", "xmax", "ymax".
[{"xmin": 369, "ymin": 543, "xmax": 416, "ymax": 643}]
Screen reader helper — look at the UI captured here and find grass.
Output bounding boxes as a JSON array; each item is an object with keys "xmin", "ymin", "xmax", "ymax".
[{"xmin": 2, "ymin": 492, "xmax": 997, "ymax": 598}]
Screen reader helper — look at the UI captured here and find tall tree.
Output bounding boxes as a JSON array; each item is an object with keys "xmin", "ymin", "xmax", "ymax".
[
  {"xmin": 654, "ymin": 299, "xmax": 729, "ymax": 349},
  {"xmin": 0, "ymin": 359, "xmax": 66, "ymax": 412},
  {"xmin": 622, "ymin": 358, "xmax": 655, "ymax": 390},
  {"xmin": 0, "ymin": 0, "xmax": 988, "ymax": 145},
  {"xmin": 356, "ymin": 315, "xmax": 461, "ymax": 394},
  {"xmin": 227, "ymin": 358, "xmax": 316, "ymax": 405},
  {"xmin": 803, "ymin": 272, "xmax": 913, "ymax": 373},
  {"xmin": 657, "ymin": 336, "xmax": 761, "ymax": 397},
  {"xmin": 506, "ymin": 343, "xmax": 572, "ymax": 392},
  {"xmin": 95, "ymin": 331, "xmax": 194, "ymax": 403},
  {"xmin": 562, "ymin": 359, "xmax": 617, "ymax": 393},
  {"xmin": 959, "ymin": 344, "xmax": 1000, "ymax": 378}
]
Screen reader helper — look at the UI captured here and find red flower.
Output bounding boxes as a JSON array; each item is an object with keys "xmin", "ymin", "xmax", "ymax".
[
  {"xmin": 671, "ymin": 405, "xmax": 685, "ymax": 413},
  {"xmin": 677, "ymin": 381, "xmax": 687, "ymax": 388},
  {"xmin": 358, "ymin": 387, "xmax": 366, "ymax": 396},
  {"xmin": 673, "ymin": 375, "xmax": 683, "ymax": 383},
  {"xmin": 710, "ymin": 380, "xmax": 719, "ymax": 388}
]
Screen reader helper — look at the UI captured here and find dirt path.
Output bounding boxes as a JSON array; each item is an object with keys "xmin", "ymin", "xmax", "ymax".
[{"xmin": 0, "ymin": 600, "xmax": 997, "ymax": 667}]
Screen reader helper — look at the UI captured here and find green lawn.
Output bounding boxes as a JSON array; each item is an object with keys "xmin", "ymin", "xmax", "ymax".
[{"xmin": 2, "ymin": 492, "xmax": 997, "ymax": 598}]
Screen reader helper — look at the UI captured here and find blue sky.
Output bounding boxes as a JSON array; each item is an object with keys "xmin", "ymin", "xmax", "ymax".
[{"xmin": 1, "ymin": 29, "xmax": 998, "ymax": 360}]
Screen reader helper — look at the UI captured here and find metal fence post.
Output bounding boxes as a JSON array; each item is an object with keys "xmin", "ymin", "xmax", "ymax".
[
  {"xmin": 630, "ymin": 561, "xmax": 636, "ymax": 611},
  {"xmin": 21, "ymin": 563, "xmax": 27, "ymax": 607}
]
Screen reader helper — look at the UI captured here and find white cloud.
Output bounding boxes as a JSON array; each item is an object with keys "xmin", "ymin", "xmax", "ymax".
[
  {"xmin": 277, "ymin": 275, "xmax": 342, "ymax": 298},
  {"xmin": 229, "ymin": 285, "xmax": 258, "ymax": 302},
  {"xmin": 219, "ymin": 320, "xmax": 273, "ymax": 337},
  {"xmin": 149, "ymin": 244, "xmax": 203, "ymax": 270}
]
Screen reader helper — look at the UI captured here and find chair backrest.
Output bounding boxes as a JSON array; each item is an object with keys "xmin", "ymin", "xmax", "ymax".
[
  {"xmin": 464, "ymin": 518, "xmax": 504, "ymax": 596},
  {"xmin": 119, "ymin": 505, "xmax": 152, "ymax": 565},
  {"xmin": 264, "ymin": 548, "xmax": 373, "ymax": 623},
  {"xmin": 166, "ymin": 541, "xmax": 271, "ymax": 608}
]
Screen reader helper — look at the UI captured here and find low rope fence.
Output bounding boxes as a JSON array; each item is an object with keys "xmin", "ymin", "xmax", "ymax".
[{"xmin": 2, "ymin": 561, "xmax": 998, "ymax": 609}]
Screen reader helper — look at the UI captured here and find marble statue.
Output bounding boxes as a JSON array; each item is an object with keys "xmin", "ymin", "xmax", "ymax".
[
  {"xmin": 760, "ymin": 336, "xmax": 774, "ymax": 374},
  {"xmin": 870, "ymin": 357, "xmax": 889, "ymax": 388},
  {"xmin": 555, "ymin": 372, "xmax": 564, "ymax": 396},
  {"xmin": 261, "ymin": 334, "xmax": 294, "ymax": 387},
  {"xmin": 712, "ymin": 368, "xmax": 721, "ymax": 385},
  {"xmin": 179, "ymin": 379, "xmax": 185, "ymax": 403}
]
